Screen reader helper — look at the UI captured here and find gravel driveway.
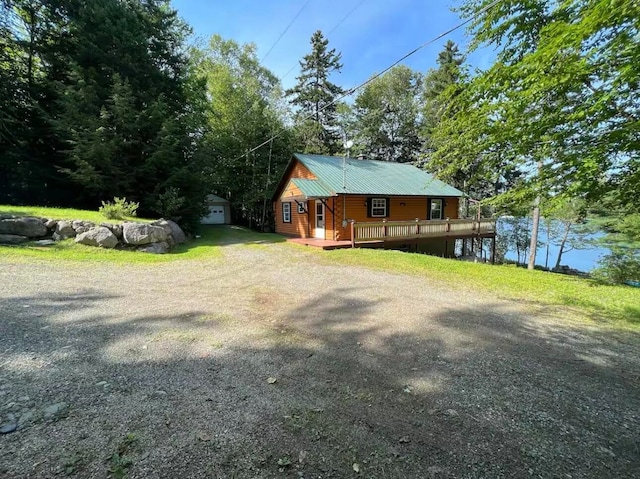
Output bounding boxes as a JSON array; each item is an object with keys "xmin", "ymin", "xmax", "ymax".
[{"xmin": 1, "ymin": 235, "xmax": 639, "ymax": 478}]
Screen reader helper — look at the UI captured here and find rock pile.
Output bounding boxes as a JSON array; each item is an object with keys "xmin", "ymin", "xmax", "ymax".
[{"xmin": 0, "ymin": 215, "xmax": 186, "ymax": 254}]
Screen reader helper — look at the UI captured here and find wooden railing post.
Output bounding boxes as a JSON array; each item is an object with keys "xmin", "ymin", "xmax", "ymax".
[
  {"xmin": 344, "ymin": 218, "xmax": 494, "ymax": 244},
  {"xmin": 350, "ymin": 220, "xmax": 355, "ymax": 248}
]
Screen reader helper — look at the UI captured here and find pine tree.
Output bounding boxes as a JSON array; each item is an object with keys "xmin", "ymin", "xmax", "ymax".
[
  {"xmin": 422, "ymin": 40, "xmax": 464, "ymax": 152},
  {"xmin": 287, "ymin": 30, "xmax": 344, "ymax": 155}
]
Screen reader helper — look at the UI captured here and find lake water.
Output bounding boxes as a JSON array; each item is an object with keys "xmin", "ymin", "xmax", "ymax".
[{"xmin": 498, "ymin": 219, "xmax": 609, "ymax": 272}]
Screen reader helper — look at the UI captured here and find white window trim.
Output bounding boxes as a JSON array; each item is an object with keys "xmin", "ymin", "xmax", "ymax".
[
  {"xmin": 282, "ymin": 202, "xmax": 291, "ymax": 223},
  {"xmin": 297, "ymin": 201, "xmax": 306, "ymax": 214},
  {"xmin": 371, "ymin": 198, "xmax": 387, "ymax": 217},
  {"xmin": 430, "ymin": 199, "xmax": 443, "ymax": 220}
]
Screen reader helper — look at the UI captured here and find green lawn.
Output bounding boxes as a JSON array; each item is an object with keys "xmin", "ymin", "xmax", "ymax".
[
  {"xmin": 322, "ymin": 248, "xmax": 640, "ymax": 330},
  {"xmin": 0, "ymin": 204, "xmax": 147, "ymax": 223},
  {"xmin": 0, "ymin": 204, "xmax": 284, "ymax": 264},
  {"xmin": 0, "ymin": 225, "xmax": 251, "ymax": 264}
]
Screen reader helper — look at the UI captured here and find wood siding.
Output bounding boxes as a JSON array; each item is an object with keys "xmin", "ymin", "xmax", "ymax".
[
  {"xmin": 290, "ymin": 160, "xmax": 316, "ymax": 180},
  {"xmin": 336, "ymin": 195, "xmax": 459, "ymax": 240},
  {"xmin": 281, "ymin": 180, "xmax": 302, "ymax": 200},
  {"xmin": 274, "ymin": 199, "xmax": 310, "ymax": 237},
  {"xmin": 274, "ymin": 160, "xmax": 316, "ymax": 237}
]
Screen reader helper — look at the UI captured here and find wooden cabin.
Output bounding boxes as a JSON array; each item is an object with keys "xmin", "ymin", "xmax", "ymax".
[{"xmin": 272, "ymin": 153, "xmax": 495, "ymax": 256}]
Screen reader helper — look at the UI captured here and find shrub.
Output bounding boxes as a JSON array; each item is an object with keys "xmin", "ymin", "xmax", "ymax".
[
  {"xmin": 99, "ymin": 197, "xmax": 139, "ymax": 220},
  {"xmin": 592, "ymin": 249, "xmax": 640, "ymax": 285}
]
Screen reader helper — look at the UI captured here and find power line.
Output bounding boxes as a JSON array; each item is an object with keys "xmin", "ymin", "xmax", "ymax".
[
  {"xmin": 230, "ymin": 0, "xmax": 357, "ymax": 135},
  {"xmin": 235, "ymin": 0, "xmax": 503, "ymax": 162},
  {"xmin": 280, "ymin": 0, "xmax": 366, "ymax": 82},
  {"xmin": 260, "ymin": 0, "xmax": 313, "ymax": 63},
  {"xmin": 225, "ymin": 0, "xmax": 313, "ymax": 131},
  {"xmin": 328, "ymin": 0, "xmax": 366, "ymax": 36}
]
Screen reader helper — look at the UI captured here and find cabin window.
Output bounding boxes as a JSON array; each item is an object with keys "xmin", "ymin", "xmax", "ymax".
[
  {"xmin": 371, "ymin": 198, "xmax": 387, "ymax": 217},
  {"xmin": 282, "ymin": 202, "xmax": 291, "ymax": 223},
  {"xmin": 297, "ymin": 201, "xmax": 306, "ymax": 214},
  {"xmin": 430, "ymin": 199, "xmax": 443, "ymax": 220}
]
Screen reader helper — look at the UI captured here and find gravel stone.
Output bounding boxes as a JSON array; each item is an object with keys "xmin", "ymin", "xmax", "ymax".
[
  {"xmin": 1, "ymin": 235, "xmax": 639, "ymax": 478},
  {"xmin": 43, "ymin": 402, "xmax": 69, "ymax": 420},
  {"xmin": 0, "ymin": 423, "xmax": 17, "ymax": 434},
  {"xmin": 17, "ymin": 411, "xmax": 34, "ymax": 425}
]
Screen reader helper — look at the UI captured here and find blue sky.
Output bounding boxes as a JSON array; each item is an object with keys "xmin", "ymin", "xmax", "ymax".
[{"xmin": 171, "ymin": 0, "xmax": 495, "ymax": 91}]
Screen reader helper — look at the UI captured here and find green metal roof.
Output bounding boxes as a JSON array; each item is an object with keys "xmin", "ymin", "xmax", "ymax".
[
  {"xmin": 294, "ymin": 153, "xmax": 464, "ymax": 197},
  {"xmin": 291, "ymin": 178, "xmax": 333, "ymax": 198}
]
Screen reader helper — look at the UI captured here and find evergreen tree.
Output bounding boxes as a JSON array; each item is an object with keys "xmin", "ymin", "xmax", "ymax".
[
  {"xmin": 56, "ymin": 0, "xmax": 207, "ymax": 228},
  {"xmin": 286, "ymin": 30, "xmax": 344, "ymax": 155},
  {"xmin": 0, "ymin": 0, "xmax": 209, "ymax": 229},
  {"xmin": 0, "ymin": 0, "xmax": 72, "ymax": 205},
  {"xmin": 422, "ymin": 40, "xmax": 464, "ymax": 150}
]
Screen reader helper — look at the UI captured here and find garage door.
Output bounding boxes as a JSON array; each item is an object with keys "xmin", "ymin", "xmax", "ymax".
[{"xmin": 202, "ymin": 206, "xmax": 225, "ymax": 224}]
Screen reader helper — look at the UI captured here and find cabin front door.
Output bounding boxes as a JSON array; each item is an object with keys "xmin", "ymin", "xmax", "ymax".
[{"xmin": 315, "ymin": 200, "xmax": 325, "ymax": 239}]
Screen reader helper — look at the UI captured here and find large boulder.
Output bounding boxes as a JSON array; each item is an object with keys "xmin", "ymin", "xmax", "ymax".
[
  {"xmin": 151, "ymin": 219, "xmax": 186, "ymax": 246},
  {"xmin": 122, "ymin": 223, "xmax": 168, "ymax": 245},
  {"xmin": 0, "ymin": 217, "xmax": 48, "ymax": 238},
  {"xmin": 44, "ymin": 219, "xmax": 57, "ymax": 230},
  {"xmin": 99, "ymin": 223, "xmax": 123, "ymax": 240},
  {"xmin": 72, "ymin": 220, "xmax": 94, "ymax": 233},
  {"xmin": 55, "ymin": 220, "xmax": 76, "ymax": 239},
  {"xmin": 74, "ymin": 227, "xmax": 118, "ymax": 248},
  {"xmin": 151, "ymin": 219, "xmax": 172, "ymax": 236},
  {"xmin": 112, "ymin": 224, "xmax": 123, "ymax": 239},
  {"xmin": 166, "ymin": 220, "xmax": 186, "ymax": 245},
  {"xmin": 0, "ymin": 234, "xmax": 29, "ymax": 245},
  {"xmin": 138, "ymin": 241, "xmax": 170, "ymax": 254}
]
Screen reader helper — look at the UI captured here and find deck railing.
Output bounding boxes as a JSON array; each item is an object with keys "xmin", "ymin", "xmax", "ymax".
[{"xmin": 350, "ymin": 218, "xmax": 496, "ymax": 246}]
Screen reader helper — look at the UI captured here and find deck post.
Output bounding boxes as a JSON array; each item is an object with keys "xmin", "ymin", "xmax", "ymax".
[
  {"xmin": 350, "ymin": 221, "xmax": 355, "ymax": 248},
  {"xmin": 382, "ymin": 218, "xmax": 387, "ymax": 239},
  {"xmin": 446, "ymin": 217, "xmax": 450, "ymax": 233},
  {"xmin": 491, "ymin": 235, "xmax": 496, "ymax": 264}
]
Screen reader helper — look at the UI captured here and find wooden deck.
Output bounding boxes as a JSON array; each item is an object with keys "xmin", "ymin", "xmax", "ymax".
[
  {"xmin": 287, "ymin": 219, "xmax": 496, "ymax": 250},
  {"xmin": 286, "ymin": 238, "xmax": 358, "ymax": 250},
  {"xmin": 351, "ymin": 218, "xmax": 495, "ymax": 246}
]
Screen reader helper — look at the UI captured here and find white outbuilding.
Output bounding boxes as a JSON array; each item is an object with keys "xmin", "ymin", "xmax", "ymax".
[{"xmin": 201, "ymin": 194, "xmax": 230, "ymax": 225}]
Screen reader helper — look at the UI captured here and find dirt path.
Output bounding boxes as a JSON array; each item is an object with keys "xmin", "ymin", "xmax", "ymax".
[{"xmin": 1, "ymin": 241, "xmax": 639, "ymax": 478}]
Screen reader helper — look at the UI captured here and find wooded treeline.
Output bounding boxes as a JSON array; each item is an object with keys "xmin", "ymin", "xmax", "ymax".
[{"xmin": 1, "ymin": 0, "xmax": 638, "ymax": 277}]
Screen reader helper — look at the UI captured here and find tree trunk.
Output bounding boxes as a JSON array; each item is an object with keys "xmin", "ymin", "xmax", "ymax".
[
  {"xmin": 528, "ymin": 197, "xmax": 540, "ymax": 270},
  {"xmin": 528, "ymin": 162, "xmax": 543, "ymax": 270},
  {"xmin": 545, "ymin": 220, "xmax": 550, "ymax": 270},
  {"xmin": 27, "ymin": 5, "xmax": 36, "ymax": 92},
  {"xmin": 261, "ymin": 139, "xmax": 273, "ymax": 231},
  {"xmin": 554, "ymin": 222, "xmax": 572, "ymax": 271}
]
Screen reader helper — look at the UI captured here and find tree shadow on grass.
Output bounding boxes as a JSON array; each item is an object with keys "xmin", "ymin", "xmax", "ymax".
[
  {"xmin": 186, "ymin": 225, "xmax": 286, "ymax": 247},
  {"xmin": 556, "ymin": 294, "xmax": 640, "ymax": 327},
  {"xmin": 1, "ymin": 288, "xmax": 639, "ymax": 478}
]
